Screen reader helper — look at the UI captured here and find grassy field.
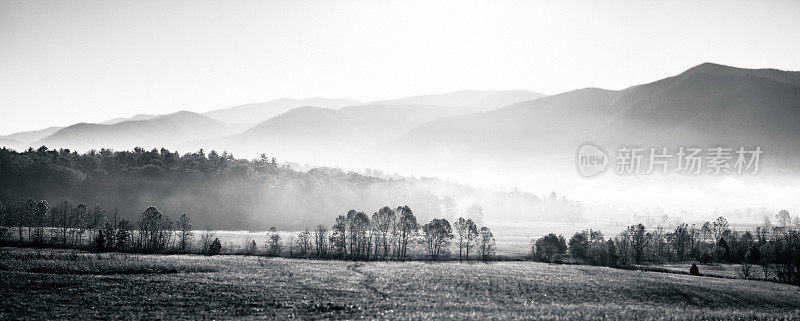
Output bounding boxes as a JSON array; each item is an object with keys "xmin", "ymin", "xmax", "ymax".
[
  {"xmin": 1, "ymin": 247, "xmax": 799, "ymax": 320},
  {"xmin": 640, "ymin": 263, "xmax": 771, "ymax": 280}
]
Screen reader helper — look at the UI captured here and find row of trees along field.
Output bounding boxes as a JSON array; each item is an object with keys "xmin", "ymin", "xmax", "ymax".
[
  {"xmin": 0, "ymin": 199, "xmax": 496, "ymax": 261},
  {"xmin": 532, "ymin": 214, "xmax": 800, "ymax": 285}
]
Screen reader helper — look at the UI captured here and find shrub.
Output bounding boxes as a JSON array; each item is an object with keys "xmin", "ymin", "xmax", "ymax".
[
  {"xmin": 208, "ymin": 238, "xmax": 222, "ymax": 255},
  {"xmin": 689, "ymin": 263, "xmax": 700, "ymax": 276}
]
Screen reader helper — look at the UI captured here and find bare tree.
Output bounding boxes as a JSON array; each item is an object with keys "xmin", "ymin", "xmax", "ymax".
[
  {"xmin": 464, "ymin": 219, "xmax": 479, "ymax": 261},
  {"xmin": 137, "ymin": 206, "xmax": 172, "ymax": 252},
  {"xmin": 200, "ymin": 226, "xmax": 216, "ymax": 254},
  {"xmin": 455, "ymin": 218, "xmax": 467, "ymax": 261},
  {"xmin": 347, "ymin": 211, "xmax": 370, "ymax": 260},
  {"xmin": 23, "ymin": 198, "xmax": 36, "ymax": 244},
  {"xmin": 371, "ymin": 206, "xmax": 395, "ymax": 260},
  {"xmin": 267, "ymin": 226, "xmax": 282, "ymax": 256},
  {"xmin": 33, "ymin": 200, "xmax": 49, "ymax": 245},
  {"xmin": 246, "ymin": 239, "xmax": 258, "ymax": 254},
  {"xmin": 616, "ymin": 228, "xmax": 631, "ymax": 267},
  {"xmin": 397, "ymin": 206, "xmax": 418, "ymax": 261},
  {"xmin": 103, "ymin": 209, "xmax": 119, "ymax": 249},
  {"xmin": 177, "ymin": 212, "xmax": 193, "ymax": 252},
  {"xmin": 672, "ymin": 223, "xmax": 691, "ymax": 260},
  {"xmin": 455, "ymin": 217, "xmax": 479, "ymax": 261},
  {"xmin": 297, "ymin": 228, "xmax": 312, "ymax": 256},
  {"xmin": 331, "ymin": 214, "xmax": 348, "ymax": 257},
  {"xmin": 700, "ymin": 222, "xmax": 712, "ymax": 243},
  {"xmin": 57, "ymin": 201, "xmax": 72, "ymax": 247},
  {"xmin": 73, "ymin": 203, "xmax": 88, "ymax": 246},
  {"xmin": 422, "ymin": 218, "xmax": 453, "ymax": 261},
  {"xmin": 115, "ymin": 219, "xmax": 133, "ymax": 251},
  {"xmin": 630, "ymin": 223, "xmax": 651, "ymax": 265},
  {"xmin": 89, "ymin": 204, "xmax": 106, "ymax": 242},
  {"xmin": 314, "ymin": 224, "xmax": 328, "ymax": 257},
  {"xmin": 478, "ymin": 226, "xmax": 496, "ymax": 261},
  {"xmin": 776, "ymin": 210, "xmax": 791, "ymax": 228},
  {"xmin": 711, "ymin": 216, "xmax": 730, "ymax": 242}
]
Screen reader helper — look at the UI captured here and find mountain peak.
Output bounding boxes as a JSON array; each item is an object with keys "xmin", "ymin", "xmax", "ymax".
[
  {"xmin": 162, "ymin": 110, "xmax": 200, "ymax": 118},
  {"xmin": 679, "ymin": 62, "xmax": 800, "ymax": 88},
  {"xmin": 683, "ymin": 62, "xmax": 758, "ymax": 76}
]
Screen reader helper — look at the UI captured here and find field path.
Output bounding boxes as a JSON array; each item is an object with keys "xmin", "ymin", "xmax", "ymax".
[{"xmin": 348, "ymin": 263, "xmax": 390, "ymax": 300}]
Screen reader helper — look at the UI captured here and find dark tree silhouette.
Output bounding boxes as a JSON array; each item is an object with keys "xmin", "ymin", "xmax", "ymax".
[
  {"xmin": 534, "ymin": 233, "xmax": 567, "ymax": 262},
  {"xmin": 630, "ymin": 224, "xmax": 651, "ymax": 265},
  {"xmin": 138, "ymin": 206, "xmax": 172, "ymax": 252},
  {"xmin": 94, "ymin": 230, "xmax": 106, "ymax": 250},
  {"xmin": 568, "ymin": 231, "xmax": 590, "ymax": 261},
  {"xmin": 208, "ymin": 238, "xmax": 222, "ymax": 255},
  {"xmin": 422, "ymin": 218, "xmax": 453, "ymax": 261},
  {"xmin": 690, "ymin": 263, "xmax": 700, "ymax": 276},
  {"xmin": 396, "ymin": 206, "xmax": 418, "ymax": 261},
  {"xmin": 115, "ymin": 219, "xmax": 133, "ymax": 250},
  {"xmin": 267, "ymin": 227, "xmax": 282, "ymax": 256},
  {"xmin": 177, "ymin": 212, "xmax": 192, "ymax": 252},
  {"xmin": 371, "ymin": 206, "xmax": 395, "ymax": 260},
  {"xmin": 478, "ymin": 226, "xmax": 495, "ymax": 261}
]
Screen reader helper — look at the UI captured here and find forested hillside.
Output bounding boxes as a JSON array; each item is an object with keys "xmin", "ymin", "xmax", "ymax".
[
  {"xmin": 0, "ymin": 147, "xmax": 445, "ymax": 229},
  {"xmin": 0, "ymin": 147, "xmax": 583, "ymax": 229}
]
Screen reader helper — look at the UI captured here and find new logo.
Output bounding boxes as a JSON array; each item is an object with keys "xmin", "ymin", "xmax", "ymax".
[{"xmin": 576, "ymin": 143, "xmax": 608, "ymax": 177}]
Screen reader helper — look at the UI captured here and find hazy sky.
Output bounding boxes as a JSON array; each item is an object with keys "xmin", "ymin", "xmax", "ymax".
[{"xmin": 2, "ymin": 0, "xmax": 799, "ymax": 134}]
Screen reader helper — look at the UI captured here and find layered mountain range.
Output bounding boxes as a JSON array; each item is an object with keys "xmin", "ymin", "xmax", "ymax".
[{"xmin": 3, "ymin": 63, "xmax": 799, "ymax": 173}]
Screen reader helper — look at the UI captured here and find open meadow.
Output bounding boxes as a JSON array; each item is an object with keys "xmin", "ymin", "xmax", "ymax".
[{"xmin": 2, "ymin": 247, "xmax": 799, "ymax": 320}]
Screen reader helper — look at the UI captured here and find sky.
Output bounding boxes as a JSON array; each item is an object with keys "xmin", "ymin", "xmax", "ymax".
[{"xmin": 2, "ymin": 0, "xmax": 800, "ymax": 135}]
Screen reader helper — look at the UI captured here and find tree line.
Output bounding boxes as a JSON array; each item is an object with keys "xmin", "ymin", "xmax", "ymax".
[
  {"xmin": 531, "ymin": 213, "xmax": 800, "ymax": 285},
  {"xmin": 0, "ymin": 146, "xmax": 585, "ymax": 229},
  {"xmin": 0, "ymin": 146, "xmax": 444, "ymax": 229},
  {"xmin": 0, "ymin": 199, "xmax": 496, "ymax": 261}
]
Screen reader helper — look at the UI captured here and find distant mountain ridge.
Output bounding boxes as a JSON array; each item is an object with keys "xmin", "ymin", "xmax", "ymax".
[
  {"xmin": 0, "ymin": 126, "xmax": 64, "ymax": 143},
  {"xmin": 389, "ymin": 63, "xmax": 800, "ymax": 172},
  {"xmin": 34, "ymin": 111, "xmax": 237, "ymax": 153},
  {"xmin": 187, "ymin": 103, "xmax": 489, "ymax": 163},
  {"xmin": 368, "ymin": 89, "xmax": 545, "ymax": 109},
  {"xmin": 101, "ymin": 114, "xmax": 160, "ymax": 125},
  {"xmin": 203, "ymin": 97, "xmax": 362, "ymax": 124},
  {"xmin": 2, "ymin": 90, "xmax": 547, "ymax": 154}
]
